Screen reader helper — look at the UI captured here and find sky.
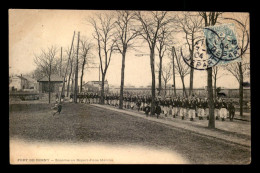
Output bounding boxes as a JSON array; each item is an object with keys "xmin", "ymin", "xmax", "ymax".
[{"xmin": 9, "ymin": 9, "xmax": 250, "ymax": 89}]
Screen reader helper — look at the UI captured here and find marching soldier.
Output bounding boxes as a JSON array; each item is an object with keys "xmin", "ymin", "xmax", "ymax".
[
  {"xmin": 116, "ymin": 94, "xmax": 119, "ymax": 107},
  {"xmin": 144, "ymin": 102, "xmax": 151, "ymax": 116},
  {"xmin": 123, "ymin": 95, "xmax": 127, "ymax": 108},
  {"xmin": 183, "ymin": 98, "xmax": 189, "ymax": 120},
  {"xmin": 136, "ymin": 96, "xmax": 141, "ymax": 111},
  {"xmin": 70, "ymin": 93, "xmax": 73, "ymax": 103},
  {"xmin": 172, "ymin": 98, "xmax": 177, "ymax": 118},
  {"xmin": 197, "ymin": 98, "xmax": 203, "ymax": 120},
  {"xmin": 189, "ymin": 99, "xmax": 196, "ymax": 121},
  {"xmin": 130, "ymin": 95, "xmax": 135, "ymax": 109},
  {"xmin": 176, "ymin": 97, "xmax": 181, "ymax": 117},
  {"xmin": 205, "ymin": 98, "xmax": 209, "ymax": 120},
  {"xmin": 179, "ymin": 98, "xmax": 184, "ymax": 119},
  {"xmin": 200, "ymin": 98, "xmax": 207, "ymax": 120},
  {"xmin": 155, "ymin": 101, "xmax": 161, "ymax": 119},
  {"xmin": 180, "ymin": 98, "xmax": 188, "ymax": 120},
  {"xmin": 214, "ymin": 98, "xmax": 221, "ymax": 120},
  {"xmin": 228, "ymin": 99, "xmax": 235, "ymax": 121},
  {"xmin": 219, "ymin": 99, "xmax": 228, "ymax": 121}
]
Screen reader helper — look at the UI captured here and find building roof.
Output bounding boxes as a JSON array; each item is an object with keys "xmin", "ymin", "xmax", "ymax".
[
  {"xmin": 37, "ymin": 74, "xmax": 64, "ymax": 82},
  {"xmin": 12, "ymin": 75, "xmax": 28, "ymax": 81}
]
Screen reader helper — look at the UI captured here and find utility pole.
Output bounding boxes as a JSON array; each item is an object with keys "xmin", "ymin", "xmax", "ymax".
[
  {"xmin": 74, "ymin": 31, "xmax": 80, "ymax": 103},
  {"xmin": 59, "ymin": 31, "xmax": 75, "ymax": 103}
]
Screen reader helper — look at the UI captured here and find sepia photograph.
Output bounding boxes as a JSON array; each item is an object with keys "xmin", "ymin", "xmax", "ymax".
[{"xmin": 9, "ymin": 9, "xmax": 250, "ymax": 164}]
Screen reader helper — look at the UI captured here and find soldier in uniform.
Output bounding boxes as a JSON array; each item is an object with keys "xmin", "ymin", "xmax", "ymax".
[
  {"xmin": 214, "ymin": 98, "xmax": 221, "ymax": 120},
  {"xmin": 228, "ymin": 99, "xmax": 235, "ymax": 121},
  {"xmin": 97, "ymin": 93, "xmax": 100, "ymax": 104},
  {"xmin": 104, "ymin": 94, "xmax": 107, "ymax": 104},
  {"xmin": 161, "ymin": 98, "xmax": 166, "ymax": 116},
  {"xmin": 197, "ymin": 98, "xmax": 202, "ymax": 120},
  {"xmin": 195, "ymin": 97, "xmax": 199, "ymax": 117},
  {"xmin": 176, "ymin": 97, "xmax": 181, "ymax": 117},
  {"xmin": 200, "ymin": 98, "xmax": 207, "ymax": 120},
  {"xmin": 136, "ymin": 96, "xmax": 141, "ymax": 111},
  {"xmin": 179, "ymin": 98, "xmax": 184, "ymax": 119},
  {"xmin": 219, "ymin": 99, "xmax": 228, "ymax": 121},
  {"xmin": 144, "ymin": 102, "xmax": 151, "ymax": 116},
  {"xmin": 155, "ymin": 101, "xmax": 161, "ymax": 119},
  {"xmin": 111, "ymin": 94, "xmax": 115, "ymax": 106},
  {"xmin": 183, "ymin": 98, "xmax": 189, "ymax": 119},
  {"xmin": 116, "ymin": 94, "xmax": 119, "ymax": 107},
  {"xmin": 168, "ymin": 97, "xmax": 173, "ymax": 116},
  {"xmin": 181, "ymin": 98, "xmax": 188, "ymax": 120},
  {"xmin": 204, "ymin": 98, "xmax": 209, "ymax": 120},
  {"xmin": 130, "ymin": 95, "xmax": 135, "ymax": 109},
  {"xmin": 70, "ymin": 93, "xmax": 73, "ymax": 103},
  {"xmin": 52, "ymin": 102, "xmax": 62, "ymax": 116},
  {"xmin": 171, "ymin": 98, "xmax": 176, "ymax": 118},
  {"xmin": 189, "ymin": 99, "xmax": 196, "ymax": 121}
]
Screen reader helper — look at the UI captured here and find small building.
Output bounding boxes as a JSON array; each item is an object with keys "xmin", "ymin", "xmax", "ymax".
[
  {"xmin": 83, "ymin": 80, "xmax": 109, "ymax": 94},
  {"xmin": 23, "ymin": 75, "xmax": 38, "ymax": 91},
  {"xmin": 37, "ymin": 74, "xmax": 64, "ymax": 93},
  {"xmin": 9, "ymin": 74, "xmax": 29, "ymax": 91}
]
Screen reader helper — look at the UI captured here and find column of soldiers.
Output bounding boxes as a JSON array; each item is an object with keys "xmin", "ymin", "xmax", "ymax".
[
  {"xmin": 73, "ymin": 91, "xmax": 236, "ymax": 122},
  {"xmin": 101, "ymin": 93, "xmax": 236, "ymax": 122},
  {"xmin": 73, "ymin": 92, "xmax": 101, "ymax": 104}
]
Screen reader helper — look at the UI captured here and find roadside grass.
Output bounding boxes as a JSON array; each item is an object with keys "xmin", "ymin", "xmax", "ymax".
[{"xmin": 9, "ymin": 103, "xmax": 251, "ymax": 164}]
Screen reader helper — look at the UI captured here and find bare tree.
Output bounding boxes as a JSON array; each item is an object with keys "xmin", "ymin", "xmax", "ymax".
[
  {"xmin": 90, "ymin": 12, "xmax": 116, "ymax": 104},
  {"xmin": 161, "ymin": 63, "xmax": 172, "ymax": 97},
  {"xmin": 34, "ymin": 46, "xmax": 58, "ymax": 103},
  {"xmin": 156, "ymin": 24, "xmax": 174, "ymax": 96},
  {"xmin": 176, "ymin": 12, "xmax": 203, "ymax": 96},
  {"xmin": 134, "ymin": 11, "xmax": 173, "ymax": 115},
  {"xmin": 223, "ymin": 15, "xmax": 250, "ymax": 116},
  {"xmin": 199, "ymin": 11, "xmax": 222, "ymax": 129},
  {"xmin": 114, "ymin": 10, "xmax": 139, "ymax": 109},
  {"xmin": 79, "ymin": 37, "xmax": 94, "ymax": 93},
  {"xmin": 172, "ymin": 46, "xmax": 190, "ymax": 97}
]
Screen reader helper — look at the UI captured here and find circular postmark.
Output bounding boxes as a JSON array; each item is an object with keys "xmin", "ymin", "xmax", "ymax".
[{"xmin": 181, "ymin": 39, "xmax": 221, "ymax": 70}]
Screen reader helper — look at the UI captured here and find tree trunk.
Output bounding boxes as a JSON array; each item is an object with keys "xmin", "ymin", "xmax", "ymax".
[
  {"xmin": 214, "ymin": 75, "xmax": 217, "ymax": 100},
  {"xmin": 100, "ymin": 74, "xmax": 105, "ymax": 104},
  {"xmin": 150, "ymin": 49, "xmax": 156, "ymax": 115},
  {"xmin": 119, "ymin": 50, "xmax": 126, "ymax": 109},
  {"xmin": 164, "ymin": 81, "xmax": 167, "ymax": 97},
  {"xmin": 208, "ymin": 67, "xmax": 215, "ymax": 128},
  {"xmin": 158, "ymin": 56, "xmax": 163, "ymax": 96},
  {"xmin": 48, "ymin": 74, "xmax": 51, "ymax": 104},
  {"xmin": 172, "ymin": 46, "xmax": 176, "ymax": 96},
  {"xmin": 189, "ymin": 34, "xmax": 195, "ymax": 96},
  {"xmin": 189, "ymin": 67, "xmax": 194, "ymax": 96},
  {"xmin": 180, "ymin": 75, "xmax": 187, "ymax": 98},
  {"xmin": 71, "ymin": 76, "xmax": 74, "ymax": 95},
  {"xmin": 239, "ymin": 62, "xmax": 244, "ymax": 116}
]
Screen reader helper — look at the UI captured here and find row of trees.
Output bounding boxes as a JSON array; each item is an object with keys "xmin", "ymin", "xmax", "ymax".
[
  {"xmin": 33, "ymin": 32, "xmax": 94, "ymax": 103},
  {"xmin": 32, "ymin": 11, "xmax": 249, "ymax": 129}
]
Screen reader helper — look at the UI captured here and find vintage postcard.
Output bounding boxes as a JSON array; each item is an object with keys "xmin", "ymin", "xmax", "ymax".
[{"xmin": 9, "ymin": 9, "xmax": 250, "ymax": 164}]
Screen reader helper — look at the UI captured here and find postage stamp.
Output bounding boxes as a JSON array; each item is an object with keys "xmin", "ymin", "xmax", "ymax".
[{"xmin": 203, "ymin": 23, "xmax": 242, "ymax": 64}]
